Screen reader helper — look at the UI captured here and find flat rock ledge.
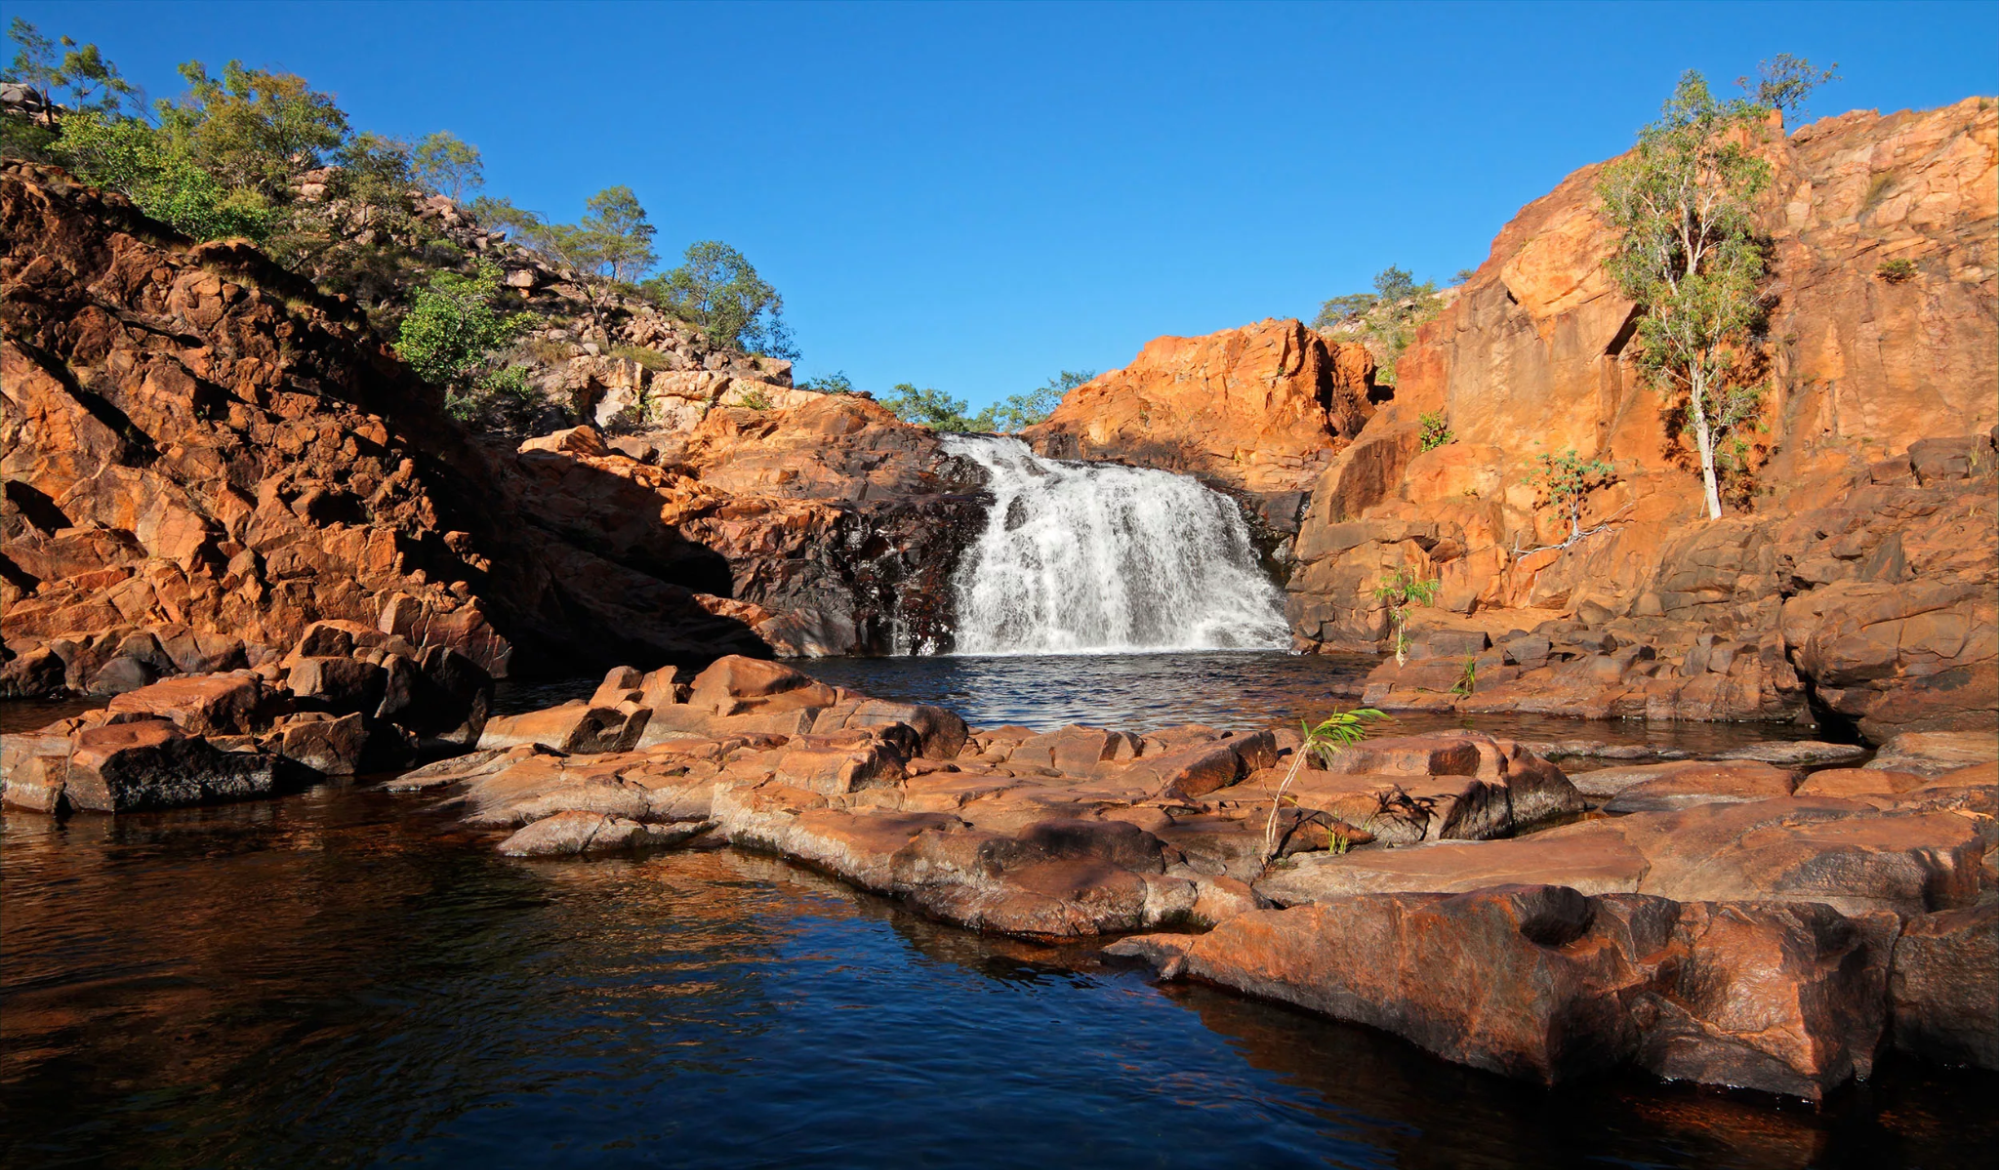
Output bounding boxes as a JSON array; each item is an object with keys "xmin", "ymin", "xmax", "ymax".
[{"xmin": 7, "ymin": 652, "xmax": 1993, "ymax": 1101}]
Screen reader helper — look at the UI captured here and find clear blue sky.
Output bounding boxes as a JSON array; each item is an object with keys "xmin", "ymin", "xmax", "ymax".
[{"xmin": 12, "ymin": 1, "xmax": 1997, "ymax": 407}]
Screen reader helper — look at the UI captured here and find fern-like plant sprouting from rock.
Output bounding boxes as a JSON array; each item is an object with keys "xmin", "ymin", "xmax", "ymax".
[{"xmin": 1260, "ymin": 707, "xmax": 1385, "ymax": 866}]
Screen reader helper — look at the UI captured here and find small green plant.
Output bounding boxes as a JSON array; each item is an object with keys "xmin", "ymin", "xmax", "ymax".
[
  {"xmin": 736, "ymin": 387, "xmax": 772, "ymax": 411},
  {"xmin": 1372, "ymin": 568, "xmax": 1439, "ymax": 665},
  {"xmin": 1261, "ymin": 708, "xmax": 1386, "ymax": 864},
  {"xmin": 1528, "ymin": 449, "xmax": 1617, "ymax": 544},
  {"xmin": 1450, "ymin": 656, "xmax": 1478, "ymax": 698},
  {"xmin": 1876, "ymin": 258, "xmax": 1917, "ymax": 284},
  {"xmin": 1419, "ymin": 410, "xmax": 1455, "ymax": 451}
]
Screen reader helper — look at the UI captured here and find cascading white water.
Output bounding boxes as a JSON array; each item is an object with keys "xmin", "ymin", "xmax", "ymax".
[{"xmin": 943, "ymin": 435, "xmax": 1290, "ymax": 654}]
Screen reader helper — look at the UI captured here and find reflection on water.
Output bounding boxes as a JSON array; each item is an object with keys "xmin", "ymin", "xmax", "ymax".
[
  {"xmin": 503, "ymin": 651, "xmax": 1830, "ymax": 751},
  {"xmin": 4, "ymin": 788, "xmax": 1994, "ymax": 1168}
]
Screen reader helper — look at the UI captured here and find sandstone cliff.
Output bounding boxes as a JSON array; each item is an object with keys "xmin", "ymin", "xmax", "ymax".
[
  {"xmin": 0, "ymin": 163, "xmax": 981, "ymax": 695},
  {"xmin": 1023, "ymin": 318, "xmax": 1379, "ymax": 497},
  {"xmin": 1035, "ymin": 99, "xmax": 1999, "ymax": 741}
]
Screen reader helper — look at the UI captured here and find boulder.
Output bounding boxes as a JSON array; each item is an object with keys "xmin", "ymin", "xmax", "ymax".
[
  {"xmin": 61, "ymin": 719, "xmax": 278, "ymax": 812},
  {"xmin": 103, "ymin": 670, "xmax": 265, "ymax": 735},
  {"xmin": 497, "ymin": 810, "xmax": 711, "ymax": 856},
  {"xmin": 476, "ymin": 700, "xmax": 649, "ymax": 754},
  {"xmin": 275, "ymin": 711, "xmax": 370, "ymax": 776},
  {"xmin": 1114, "ymin": 885, "xmax": 1894, "ymax": 1099},
  {"xmin": 1219, "ymin": 732, "xmax": 1582, "ymax": 844},
  {"xmin": 1866, "ymin": 730, "xmax": 1998, "ymax": 777},
  {"xmin": 1258, "ymin": 798, "xmax": 1984, "ymax": 918},
  {"xmin": 1598, "ymin": 761, "xmax": 1798, "ymax": 812},
  {"xmin": 1, "ymin": 732, "xmax": 75, "ymax": 813},
  {"xmin": 287, "ymin": 656, "xmax": 388, "ymax": 716},
  {"xmin": 1890, "ymin": 901, "xmax": 1999, "ymax": 1070}
]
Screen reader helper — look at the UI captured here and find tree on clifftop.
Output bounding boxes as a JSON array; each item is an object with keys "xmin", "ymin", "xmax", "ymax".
[
  {"xmin": 642, "ymin": 241, "xmax": 796, "ymax": 359},
  {"xmin": 1598, "ymin": 61, "xmax": 1832, "ymax": 520},
  {"xmin": 413, "ymin": 130, "xmax": 483, "ymax": 202}
]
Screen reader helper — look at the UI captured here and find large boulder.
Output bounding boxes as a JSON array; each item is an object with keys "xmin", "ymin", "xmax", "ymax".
[
  {"xmin": 1890, "ymin": 901, "xmax": 1999, "ymax": 1070},
  {"xmin": 1110, "ymin": 886, "xmax": 1894, "ymax": 1100},
  {"xmin": 61, "ymin": 719, "xmax": 278, "ymax": 812},
  {"xmin": 1258, "ymin": 797, "xmax": 1985, "ymax": 918}
]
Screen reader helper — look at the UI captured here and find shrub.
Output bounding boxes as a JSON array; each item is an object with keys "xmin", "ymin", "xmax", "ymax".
[
  {"xmin": 1261, "ymin": 707, "xmax": 1386, "ymax": 863},
  {"xmin": 396, "ymin": 264, "xmax": 530, "ymax": 393},
  {"xmin": 1313, "ymin": 265, "xmax": 1446, "ymax": 385},
  {"xmin": 1529, "ymin": 448, "xmax": 1617, "ymax": 542},
  {"xmin": 610, "ymin": 343, "xmax": 674, "ymax": 371},
  {"xmin": 1419, "ymin": 410, "xmax": 1454, "ymax": 451},
  {"xmin": 1372, "ymin": 569, "xmax": 1439, "ymax": 665},
  {"xmin": 799, "ymin": 371, "xmax": 857, "ymax": 394},
  {"xmin": 1876, "ymin": 258, "xmax": 1917, "ymax": 283}
]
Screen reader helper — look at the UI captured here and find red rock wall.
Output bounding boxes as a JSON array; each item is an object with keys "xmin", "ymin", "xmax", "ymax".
[
  {"xmin": 1022, "ymin": 318, "xmax": 1377, "ymax": 494},
  {"xmin": 1281, "ymin": 98, "xmax": 1997, "ymax": 739},
  {"xmin": 0, "ymin": 164, "xmax": 982, "ymax": 693}
]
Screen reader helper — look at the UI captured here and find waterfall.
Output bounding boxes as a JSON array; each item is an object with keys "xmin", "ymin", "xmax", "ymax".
[{"xmin": 942, "ymin": 435, "xmax": 1290, "ymax": 655}]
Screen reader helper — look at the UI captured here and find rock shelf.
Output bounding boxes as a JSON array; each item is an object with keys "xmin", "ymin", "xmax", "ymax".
[{"xmin": 8, "ymin": 645, "xmax": 1991, "ymax": 1100}]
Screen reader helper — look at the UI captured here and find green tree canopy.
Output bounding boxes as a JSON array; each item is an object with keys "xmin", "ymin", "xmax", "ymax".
[
  {"xmin": 413, "ymin": 131, "xmax": 483, "ymax": 202},
  {"xmin": 4, "ymin": 20, "xmax": 139, "ymax": 121},
  {"xmin": 159, "ymin": 61, "xmax": 349, "ymax": 198},
  {"xmin": 982, "ymin": 369, "xmax": 1093, "ymax": 431},
  {"xmin": 641, "ymin": 240, "xmax": 796, "ymax": 358},
  {"xmin": 539, "ymin": 185, "xmax": 657, "ymax": 285},
  {"xmin": 1597, "ymin": 62, "xmax": 1830, "ymax": 519},
  {"xmin": 881, "ymin": 383, "xmax": 979, "ymax": 431},
  {"xmin": 1312, "ymin": 265, "xmax": 1444, "ymax": 384}
]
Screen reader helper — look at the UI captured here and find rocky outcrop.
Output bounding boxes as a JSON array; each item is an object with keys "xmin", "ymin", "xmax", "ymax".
[
  {"xmin": 1276, "ymin": 100, "xmax": 1998, "ymax": 742},
  {"xmin": 1013, "ymin": 100, "xmax": 1994, "ymax": 741},
  {"xmin": 401, "ymin": 659, "xmax": 1993, "ymax": 1097},
  {"xmin": 1, "ymin": 163, "xmax": 986, "ymax": 691},
  {"xmin": 1022, "ymin": 318, "xmax": 1378, "ymax": 503}
]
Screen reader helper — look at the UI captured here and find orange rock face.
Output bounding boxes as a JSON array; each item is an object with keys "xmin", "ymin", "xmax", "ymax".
[
  {"xmin": 1272, "ymin": 99, "xmax": 1999, "ymax": 739},
  {"xmin": 1022, "ymin": 318, "xmax": 1377, "ymax": 494},
  {"xmin": 1, "ymin": 163, "xmax": 988, "ymax": 689}
]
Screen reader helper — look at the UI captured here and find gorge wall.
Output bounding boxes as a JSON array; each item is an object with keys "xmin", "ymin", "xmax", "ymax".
[
  {"xmin": 1030, "ymin": 98, "xmax": 1999, "ymax": 742},
  {"xmin": 0, "ymin": 162, "xmax": 984, "ymax": 696}
]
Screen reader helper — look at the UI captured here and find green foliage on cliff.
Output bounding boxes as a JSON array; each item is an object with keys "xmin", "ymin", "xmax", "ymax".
[
  {"xmin": 4, "ymin": 19, "xmax": 139, "ymax": 119},
  {"xmin": 881, "ymin": 383, "xmax": 980, "ymax": 431},
  {"xmin": 1527, "ymin": 448, "xmax": 1617, "ymax": 544},
  {"xmin": 395, "ymin": 263, "xmax": 535, "ymax": 422},
  {"xmin": 1313, "ymin": 265, "xmax": 1445, "ymax": 385},
  {"xmin": 879, "ymin": 370, "xmax": 1094, "ymax": 433},
  {"xmin": 1597, "ymin": 60, "xmax": 1831, "ymax": 520},
  {"xmin": 641, "ymin": 240, "xmax": 795, "ymax": 359}
]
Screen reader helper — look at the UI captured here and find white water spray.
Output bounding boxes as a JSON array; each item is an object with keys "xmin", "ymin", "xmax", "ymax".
[{"xmin": 943, "ymin": 435, "xmax": 1290, "ymax": 655}]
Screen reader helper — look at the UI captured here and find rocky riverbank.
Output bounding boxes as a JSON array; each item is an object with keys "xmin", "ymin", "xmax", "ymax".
[{"xmin": 7, "ymin": 644, "xmax": 1992, "ymax": 1101}]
